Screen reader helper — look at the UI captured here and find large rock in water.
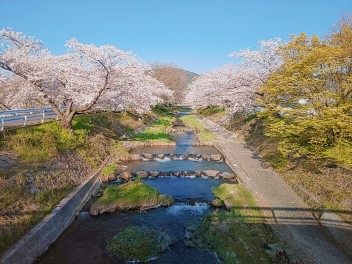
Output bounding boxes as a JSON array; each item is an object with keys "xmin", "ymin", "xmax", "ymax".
[
  {"xmin": 119, "ymin": 171, "xmax": 132, "ymax": 181},
  {"xmin": 136, "ymin": 171, "xmax": 148, "ymax": 178},
  {"xmin": 143, "ymin": 153, "xmax": 154, "ymax": 160},
  {"xmin": 202, "ymin": 170, "xmax": 220, "ymax": 177},
  {"xmin": 149, "ymin": 171, "xmax": 160, "ymax": 177},
  {"xmin": 202, "ymin": 154, "xmax": 210, "ymax": 161},
  {"xmin": 156, "ymin": 153, "xmax": 165, "ymax": 159},
  {"xmin": 218, "ymin": 172, "xmax": 237, "ymax": 181},
  {"xmin": 210, "ymin": 154, "xmax": 222, "ymax": 161},
  {"xmin": 107, "ymin": 173, "xmax": 117, "ymax": 181}
]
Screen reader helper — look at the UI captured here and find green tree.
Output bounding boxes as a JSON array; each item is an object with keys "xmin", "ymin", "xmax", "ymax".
[{"xmin": 259, "ymin": 19, "xmax": 352, "ymax": 167}]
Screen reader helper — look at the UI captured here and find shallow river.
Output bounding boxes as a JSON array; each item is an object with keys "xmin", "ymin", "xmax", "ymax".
[{"xmin": 37, "ymin": 114, "xmax": 235, "ymax": 264}]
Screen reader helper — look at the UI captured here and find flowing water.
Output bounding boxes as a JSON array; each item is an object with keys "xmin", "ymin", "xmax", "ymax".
[{"xmin": 37, "ymin": 113, "xmax": 236, "ymax": 264}]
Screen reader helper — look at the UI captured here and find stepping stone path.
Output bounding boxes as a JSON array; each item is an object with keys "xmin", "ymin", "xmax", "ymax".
[
  {"xmin": 103, "ymin": 169, "xmax": 238, "ymax": 182},
  {"xmin": 134, "ymin": 153, "xmax": 224, "ymax": 162}
]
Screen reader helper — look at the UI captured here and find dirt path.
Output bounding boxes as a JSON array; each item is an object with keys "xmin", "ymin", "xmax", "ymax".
[{"xmin": 200, "ymin": 117, "xmax": 352, "ymax": 264}]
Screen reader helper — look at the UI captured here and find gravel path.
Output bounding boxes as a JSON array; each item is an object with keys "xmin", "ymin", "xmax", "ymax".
[{"xmin": 200, "ymin": 117, "xmax": 352, "ymax": 264}]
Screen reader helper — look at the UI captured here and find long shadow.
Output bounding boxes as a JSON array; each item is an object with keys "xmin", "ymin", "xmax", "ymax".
[{"xmin": 225, "ymin": 205, "xmax": 352, "ymax": 224}]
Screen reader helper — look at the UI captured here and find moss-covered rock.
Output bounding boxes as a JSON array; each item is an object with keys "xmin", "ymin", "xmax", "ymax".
[
  {"xmin": 90, "ymin": 178, "xmax": 174, "ymax": 216},
  {"xmin": 106, "ymin": 226, "xmax": 175, "ymax": 262}
]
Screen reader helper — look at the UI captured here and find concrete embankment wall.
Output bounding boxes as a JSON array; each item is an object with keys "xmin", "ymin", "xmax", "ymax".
[{"xmin": 0, "ymin": 158, "xmax": 110, "ymax": 264}]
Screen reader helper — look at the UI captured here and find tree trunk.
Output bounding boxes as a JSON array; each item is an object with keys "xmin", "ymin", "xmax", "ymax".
[{"xmin": 60, "ymin": 112, "xmax": 75, "ymax": 131}]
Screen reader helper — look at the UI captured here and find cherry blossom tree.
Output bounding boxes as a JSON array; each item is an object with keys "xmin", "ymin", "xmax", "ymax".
[
  {"xmin": 185, "ymin": 38, "xmax": 282, "ymax": 114},
  {"xmin": 0, "ymin": 29, "xmax": 172, "ymax": 129}
]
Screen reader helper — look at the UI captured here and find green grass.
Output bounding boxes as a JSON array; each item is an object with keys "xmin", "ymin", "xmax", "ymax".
[
  {"xmin": 74, "ymin": 111, "xmax": 145, "ymax": 137},
  {"xmin": 191, "ymin": 184, "xmax": 286, "ymax": 264},
  {"xmin": 197, "ymin": 106, "xmax": 225, "ymax": 117},
  {"xmin": 5, "ymin": 122, "xmax": 88, "ymax": 163},
  {"xmin": 180, "ymin": 115, "xmax": 216, "ymax": 142},
  {"xmin": 106, "ymin": 226, "xmax": 174, "ymax": 262},
  {"xmin": 91, "ymin": 177, "xmax": 174, "ymax": 211},
  {"xmin": 133, "ymin": 115, "xmax": 175, "ymax": 142}
]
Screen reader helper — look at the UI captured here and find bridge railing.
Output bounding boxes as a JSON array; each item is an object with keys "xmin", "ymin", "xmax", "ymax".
[{"xmin": 0, "ymin": 107, "xmax": 65, "ymax": 131}]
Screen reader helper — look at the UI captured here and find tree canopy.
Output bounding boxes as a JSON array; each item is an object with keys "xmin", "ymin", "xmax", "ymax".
[{"xmin": 0, "ymin": 29, "xmax": 173, "ymax": 129}]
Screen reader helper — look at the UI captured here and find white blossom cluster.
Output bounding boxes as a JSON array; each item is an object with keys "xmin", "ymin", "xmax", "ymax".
[
  {"xmin": 185, "ymin": 38, "xmax": 282, "ymax": 114},
  {"xmin": 0, "ymin": 29, "xmax": 173, "ymax": 121}
]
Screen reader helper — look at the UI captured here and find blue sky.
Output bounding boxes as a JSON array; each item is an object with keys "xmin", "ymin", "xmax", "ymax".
[{"xmin": 1, "ymin": 0, "xmax": 351, "ymax": 73}]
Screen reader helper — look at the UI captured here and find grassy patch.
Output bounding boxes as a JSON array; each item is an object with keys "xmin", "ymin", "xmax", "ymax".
[
  {"xmin": 106, "ymin": 226, "xmax": 174, "ymax": 262},
  {"xmin": 197, "ymin": 106, "xmax": 225, "ymax": 117},
  {"xmin": 5, "ymin": 122, "xmax": 88, "ymax": 163},
  {"xmin": 90, "ymin": 178, "xmax": 174, "ymax": 214},
  {"xmin": 133, "ymin": 115, "xmax": 175, "ymax": 142},
  {"xmin": 74, "ymin": 111, "xmax": 145, "ymax": 138},
  {"xmin": 180, "ymin": 115, "xmax": 216, "ymax": 142},
  {"xmin": 191, "ymin": 184, "xmax": 286, "ymax": 264}
]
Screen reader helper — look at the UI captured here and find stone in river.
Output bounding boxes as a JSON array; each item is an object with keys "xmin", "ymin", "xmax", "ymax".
[
  {"xmin": 210, "ymin": 154, "xmax": 222, "ymax": 161},
  {"xmin": 202, "ymin": 170, "xmax": 220, "ymax": 177},
  {"xmin": 143, "ymin": 153, "xmax": 154, "ymax": 160},
  {"xmin": 202, "ymin": 154, "xmax": 210, "ymax": 161},
  {"xmin": 149, "ymin": 171, "xmax": 160, "ymax": 177},
  {"xmin": 108, "ymin": 174, "xmax": 117, "ymax": 181},
  {"xmin": 218, "ymin": 172, "xmax": 237, "ymax": 182},
  {"xmin": 136, "ymin": 171, "xmax": 148, "ymax": 178},
  {"xmin": 195, "ymin": 170, "xmax": 202, "ymax": 177},
  {"xmin": 156, "ymin": 153, "xmax": 165, "ymax": 159},
  {"xmin": 119, "ymin": 171, "xmax": 132, "ymax": 181}
]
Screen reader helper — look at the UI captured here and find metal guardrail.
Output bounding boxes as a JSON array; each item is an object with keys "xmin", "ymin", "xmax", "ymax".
[{"xmin": 0, "ymin": 107, "xmax": 64, "ymax": 131}]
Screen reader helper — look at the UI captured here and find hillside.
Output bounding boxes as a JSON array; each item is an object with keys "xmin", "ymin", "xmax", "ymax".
[{"xmin": 152, "ymin": 65, "xmax": 198, "ymax": 103}]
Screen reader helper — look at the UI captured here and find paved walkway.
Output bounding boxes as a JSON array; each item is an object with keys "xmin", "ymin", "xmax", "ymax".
[{"xmin": 200, "ymin": 117, "xmax": 352, "ymax": 264}]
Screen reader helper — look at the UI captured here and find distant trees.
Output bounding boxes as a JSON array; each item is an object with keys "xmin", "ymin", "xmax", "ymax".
[
  {"xmin": 185, "ymin": 38, "xmax": 282, "ymax": 114},
  {"xmin": 151, "ymin": 63, "xmax": 195, "ymax": 103},
  {"xmin": 0, "ymin": 29, "xmax": 172, "ymax": 129}
]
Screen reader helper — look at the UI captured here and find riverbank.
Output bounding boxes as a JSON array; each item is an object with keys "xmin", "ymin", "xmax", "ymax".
[
  {"xmin": 0, "ymin": 107, "xmax": 169, "ymax": 257},
  {"xmin": 198, "ymin": 116, "xmax": 352, "ymax": 263}
]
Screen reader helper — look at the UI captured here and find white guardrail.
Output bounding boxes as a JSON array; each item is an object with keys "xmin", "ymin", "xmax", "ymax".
[{"xmin": 0, "ymin": 107, "xmax": 64, "ymax": 131}]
